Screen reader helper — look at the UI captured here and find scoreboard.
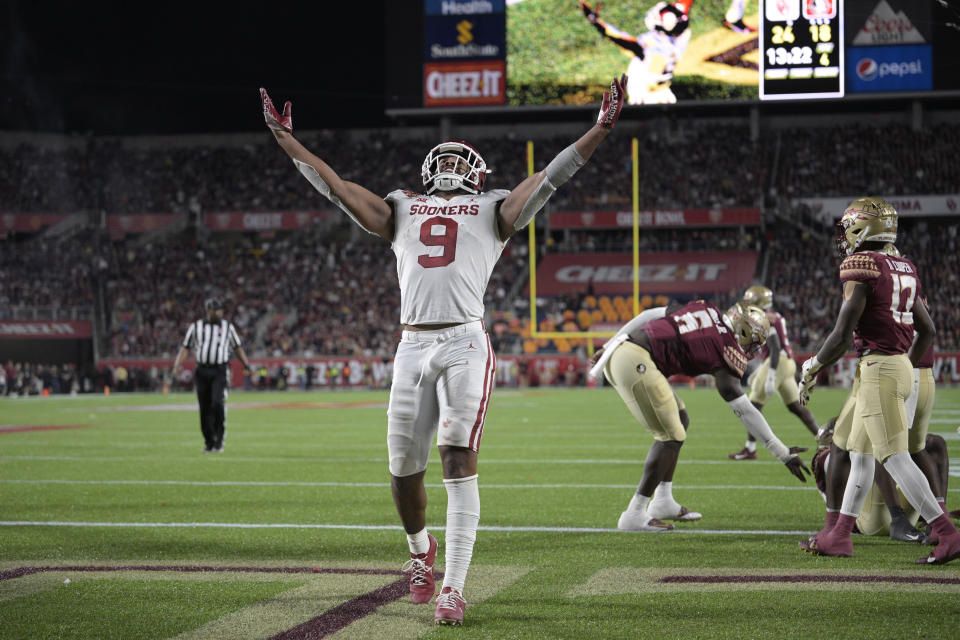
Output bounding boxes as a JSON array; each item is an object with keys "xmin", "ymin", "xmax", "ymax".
[{"xmin": 760, "ymin": 0, "xmax": 844, "ymax": 100}]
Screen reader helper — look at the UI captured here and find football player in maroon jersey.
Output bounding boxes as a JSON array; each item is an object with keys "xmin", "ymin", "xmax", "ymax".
[
  {"xmin": 728, "ymin": 284, "xmax": 819, "ymax": 460},
  {"xmin": 797, "ymin": 197, "xmax": 960, "ymax": 564},
  {"xmin": 591, "ymin": 300, "xmax": 809, "ymax": 531}
]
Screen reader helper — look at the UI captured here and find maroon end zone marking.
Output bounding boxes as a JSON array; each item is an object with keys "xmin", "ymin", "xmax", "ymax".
[
  {"xmin": 0, "ymin": 425, "xmax": 89, "ymax": 434},
  {"xmin": 660, "ymin": 574, "xmax": 960, "ymax": 585},
  {"xmin": 3, "ymin": 564, "xmax": 440, "ymax": 638},
  {"xmin": 0, "ymin": 567, "xmax": 43, "ymax": 580},
  {"xmin": 269, "ymin": 577, "xmax": 410, "ymax": 639}
]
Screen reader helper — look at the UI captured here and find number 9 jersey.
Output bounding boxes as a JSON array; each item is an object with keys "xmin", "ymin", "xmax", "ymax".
[
  {"xmin": 839, "ymin": 250, "xmax": 922, "ymax": 356},
  {"xmin": 387, "ymin": 188, "xmax": 511, "ymax": 325}
]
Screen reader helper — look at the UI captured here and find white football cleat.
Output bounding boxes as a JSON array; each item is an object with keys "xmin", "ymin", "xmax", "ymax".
[
  {"xmin": 648, "ymin": 503, "xmax": 702, "ymax": 522},
  {"xmin": 617, "ymin": 510, "xmax": 675, "ymax": 532}
]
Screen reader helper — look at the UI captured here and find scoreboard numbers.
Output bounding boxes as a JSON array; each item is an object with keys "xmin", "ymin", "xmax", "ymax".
[{"xmin": 760, "ymin": 0, "xmax": 844, "ymax": 100}]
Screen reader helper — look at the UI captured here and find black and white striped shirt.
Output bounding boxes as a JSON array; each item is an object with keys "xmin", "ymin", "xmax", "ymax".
[{"xmin": 182, "ymin": 319, "xmax": 242, "ymax": 366}]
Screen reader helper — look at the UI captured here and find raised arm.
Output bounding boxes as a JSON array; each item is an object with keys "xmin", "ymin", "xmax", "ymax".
[
  {"xmin": 497, "ymin": 74, "xmax": 627, "ymax": 240},
  {"xmin": 579, "ymin": 1, "xmax": 645, "ymax": 57},
  {"xmin": 260, "ymin": 89, "xmax": 394, "ymax": 241}
]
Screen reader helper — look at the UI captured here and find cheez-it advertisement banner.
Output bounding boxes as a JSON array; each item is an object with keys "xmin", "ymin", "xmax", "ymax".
[
  {"xmin": 424, "ymin": 61, "xmax": 506, "ymax": 107},
  {"xmin": 532, "ymin": 251, "xmax": 759, "ymax": 295}
]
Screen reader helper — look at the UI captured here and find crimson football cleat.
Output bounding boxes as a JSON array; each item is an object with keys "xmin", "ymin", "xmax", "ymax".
[
  {"xmin": 402, "ymin": 533, "xmax": 437, "ymax": 604},
  {"xmin": 728, "ymin": 447, "xmax": 757, "ymax": 460},
  {"xmin": 798, "ymin": 532, "xmax": 853, "ymax": 557},
  {"xmin": 434, "ymin": 586, "xmax": 466, "ymax": 625},
  {"xmin": 916, "ymin": 534, "xmax": 960, "ymax": 565}
]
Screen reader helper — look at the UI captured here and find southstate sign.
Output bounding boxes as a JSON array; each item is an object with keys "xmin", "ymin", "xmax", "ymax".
[{"xmin": 532, "ymin": 251, "xmax": 758, "ymax": 295}]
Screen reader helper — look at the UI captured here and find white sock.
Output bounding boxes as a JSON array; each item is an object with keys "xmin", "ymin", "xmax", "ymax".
[
  {"xmin": 407, "ymin": 527, "xmax": 430, "ymax": 556},
  {"xmin": 628, "ymin": 493, "xmax": 651, "ymax": 513},
  {"xmin": 652, "ymin": 481, "xmax": 674, "ymax": 503},
  {"xmin": 883, "ymin": 452, "xmax": 944, "ymax": 523},
  {"xmin": 726, "ymin": 0, "xmax": 747, "ymax": 22},
  {"xmin": 839, "ymin": 452, "xmax": 875, "ymax": 517},
  {"xmin": 745, "ymin": 439, "xmax": 756, "ymax": 453},
  {"xmin": 442, "ymin": 474, "xmax": 479, "ymax": 592}
]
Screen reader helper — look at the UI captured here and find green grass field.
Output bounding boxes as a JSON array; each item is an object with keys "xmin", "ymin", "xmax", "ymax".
[{"xmin": 2, "ymin": 386, "xmax": 959, "ymax": 639}]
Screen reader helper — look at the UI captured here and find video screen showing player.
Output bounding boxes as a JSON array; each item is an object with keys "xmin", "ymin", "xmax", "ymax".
[{"xmin": 508, "ymin": 0, "xmax": 761, "ymax": 105}]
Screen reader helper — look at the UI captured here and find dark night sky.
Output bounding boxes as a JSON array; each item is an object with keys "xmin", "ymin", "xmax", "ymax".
[
  {"xmin": 5, "ymin": 2, "xmax": 959, "ymax": 135},
  {"xmin": 0, "ymin": 1, "xmax": 417, "ymax": 135}
]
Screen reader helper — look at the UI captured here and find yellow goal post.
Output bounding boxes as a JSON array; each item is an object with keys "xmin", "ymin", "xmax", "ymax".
[{"xmin": 526, "ymin": 138, "xmax": 642, "ymax": 356}]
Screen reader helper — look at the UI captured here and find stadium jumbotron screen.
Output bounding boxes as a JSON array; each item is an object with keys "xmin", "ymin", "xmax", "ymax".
[{"xmin": 405, "ymin": 0, "xmax": 959, "ymax": 110}]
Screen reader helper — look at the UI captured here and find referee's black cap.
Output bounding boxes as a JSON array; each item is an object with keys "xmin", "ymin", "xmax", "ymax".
[{"xmin": 204, "ymin": 297, "xmax": 224, "ymax": 312}]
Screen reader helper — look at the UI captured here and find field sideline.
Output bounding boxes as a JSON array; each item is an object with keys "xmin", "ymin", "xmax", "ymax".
[{"xmin": 2, "ymin": 386, "xmax": 959, "ymax": 639}]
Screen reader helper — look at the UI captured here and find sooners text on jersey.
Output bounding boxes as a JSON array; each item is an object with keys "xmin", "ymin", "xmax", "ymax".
[{"xmin": 387, "ymin": 188, "xmax": 510, "ymax": 325}]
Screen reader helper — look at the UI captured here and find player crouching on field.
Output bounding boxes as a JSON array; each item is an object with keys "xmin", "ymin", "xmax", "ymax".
[{"xmin": 590, "ymin": 300, "xmax": 810, "ymax": 532}]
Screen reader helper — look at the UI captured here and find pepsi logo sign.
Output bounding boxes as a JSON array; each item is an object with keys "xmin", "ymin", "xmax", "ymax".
[{"xmin": 857, "ymin": 58, "xmax": 878, "ymax": 81}]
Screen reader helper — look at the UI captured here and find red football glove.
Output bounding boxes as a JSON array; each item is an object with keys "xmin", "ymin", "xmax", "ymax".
[
  {"xmin": 260, "ymin": 88, "xmax": 292, "ymax": 133},
  {"xmin": 597, "ymin": 74, "xmax": 627, "ymax": 129},
  {"xmin": 579, "ymin": 0, "xmax": 603, "ymax": 22}
]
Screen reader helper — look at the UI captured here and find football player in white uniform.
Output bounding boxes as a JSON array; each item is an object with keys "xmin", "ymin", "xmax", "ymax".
[
  {"xmin": 260, "ymin": 76, "xmax": 626, "ymax": 625},
  {"xmin": 580, "ymin": 0, "xmax": 692, "ymax": 104}
]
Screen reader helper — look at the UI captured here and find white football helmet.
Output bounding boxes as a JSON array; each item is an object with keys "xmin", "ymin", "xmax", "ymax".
[
  {"xmin": 644, "ymin": 2, "xmax": 688, "ymax": 37},
  {"xmin": 421, "ymin": 139, "xmax": 490, "ymax": 195}
]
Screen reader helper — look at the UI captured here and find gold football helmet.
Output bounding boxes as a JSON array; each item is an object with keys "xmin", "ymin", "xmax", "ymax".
[
  {"xmin": 881, "ymin": 242, "xmax": 901, "ymax": 257},
  {"xmin": 742, "ymin": 285, "xmax": 773, "ymax": 310},
  {"xmin": 836, "ymin": 196, "xmax": 898, "ymax": 257},
  {"xmin": 726, "ymin": 303, "xmax": 769, "ymax": 353}
]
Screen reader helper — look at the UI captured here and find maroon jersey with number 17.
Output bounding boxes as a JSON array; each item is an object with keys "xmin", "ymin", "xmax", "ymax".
[
  {"xmin": 839, "ymin": 251, "xmax": 922, "ymax": 356},
  {"xmin": 643, "ymin": 300, "xmax": 749, "ymax": 378}
]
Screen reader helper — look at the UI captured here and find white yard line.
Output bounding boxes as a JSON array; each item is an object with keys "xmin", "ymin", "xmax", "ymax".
[
  {"xmin": 0, "ymin": 478, "xmax": 830, "ymax": 490},
  {"xmin": 0, "ymin": 520, "xmax": 815, "ymax": 535},
  {"xmin": 5, "ymin": 478, "xmax": 958, "ymax": 492},
  {"xmin": 0, "ymin": 455, "xmax": 780, "ymax": 465}
]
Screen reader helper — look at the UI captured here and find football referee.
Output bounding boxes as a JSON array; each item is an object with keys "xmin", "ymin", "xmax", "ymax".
[{"xmin": 172, "ymin": 297, "xmax": 253, "ymax": 453}]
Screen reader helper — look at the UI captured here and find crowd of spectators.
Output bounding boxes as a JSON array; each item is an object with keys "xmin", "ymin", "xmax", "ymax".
[
  {"xmin": 774, "ymin": 122, "xmax": 960, "ymax": 198},
  {"xmin": 3, "ymin": 212, "xmax": 958, "ymax": 366},
  {"xmin": 3, "ymin": 121, "xmax": 958, "ymax": 217},
  {"xmin": 0, "ymin": 121, "xmax": 867, "ymax": 215},
  {"xmin": 2, "ymin": 119, "xmax": 959, "ymax": 387},
  {"xmin": 1, "ymin": 361, "xmax": 83, "ymax": 396},
  {"xmin": 0, "ymin": 232, "xmax": 98, "ymax": 317}
]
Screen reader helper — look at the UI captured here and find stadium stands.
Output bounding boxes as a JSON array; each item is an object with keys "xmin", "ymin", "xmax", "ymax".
[{"xmin": 2, "ymin": 118, "xmax": 959, "ymax": 392}]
